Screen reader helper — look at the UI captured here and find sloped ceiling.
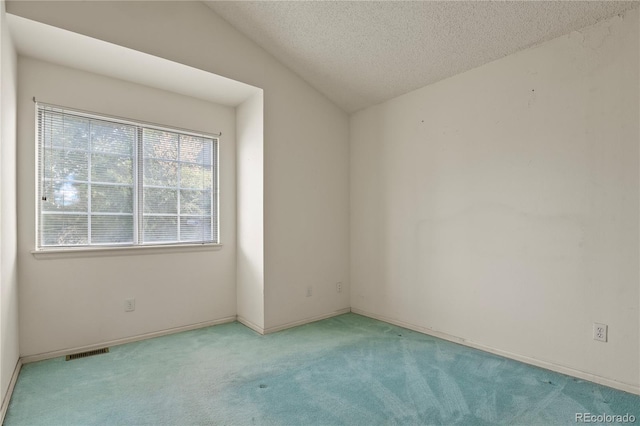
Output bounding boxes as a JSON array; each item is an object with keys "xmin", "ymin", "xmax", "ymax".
[
  {"xmin": 8, "ymin": 15, "xmax": 260, "ymax": 108},
  {"xmin": 205, "ymin": 1, "xmax": 638, "ymax": 113}
]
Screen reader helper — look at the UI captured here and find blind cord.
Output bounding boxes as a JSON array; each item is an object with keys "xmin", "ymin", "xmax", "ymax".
[
  {"xmin": 41, "ymin": 112, "xmax": 47, "ymax": 201},
  {"xmin": 36, "ymin": 98, "xmax": 47, "ymax": 201},
  {"xmin": 46, "ymin": 109, "xmax": 53, "ymax": 201}
]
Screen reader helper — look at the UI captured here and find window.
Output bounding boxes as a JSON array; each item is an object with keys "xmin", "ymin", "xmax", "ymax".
[{"xmin": 36, "ymin": 104, "xmax": 219, "ymax": 249}]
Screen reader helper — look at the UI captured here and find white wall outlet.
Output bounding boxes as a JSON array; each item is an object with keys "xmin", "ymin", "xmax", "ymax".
[
  {"xmin": 593, "ymin": 323, "xmax": 607, "ymax": 342},
  {"xmin": 336, "ymin": 282, "xmax": 342, "ymax": 293},
  {"xmin": 306, "ymin": 286, "xmax": 313, "ymax": 297},
  {"xmin": 125, "ymin": 298, "xmax": 136, "ymax": 312}
]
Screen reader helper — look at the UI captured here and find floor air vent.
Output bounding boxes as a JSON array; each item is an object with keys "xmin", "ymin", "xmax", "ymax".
[{"xmin": 66, "ymin": 348, "xmax": 109, "ymax": 361}]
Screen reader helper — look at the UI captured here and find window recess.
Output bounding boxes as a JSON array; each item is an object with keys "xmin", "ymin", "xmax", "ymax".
[{"xmin": 36, "ymin": 103, "xmax": 219, "ymax": 250}]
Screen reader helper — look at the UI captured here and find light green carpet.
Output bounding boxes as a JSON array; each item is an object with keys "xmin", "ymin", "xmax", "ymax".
[{"xmin": 5, "ymin": 314, "xmax": 639, "ymax": 425}]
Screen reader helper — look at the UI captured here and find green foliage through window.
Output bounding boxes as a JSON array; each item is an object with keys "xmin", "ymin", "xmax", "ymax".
[{"xmin": 37, "ymin": 105, "xmax": 218, "ymax": 248}]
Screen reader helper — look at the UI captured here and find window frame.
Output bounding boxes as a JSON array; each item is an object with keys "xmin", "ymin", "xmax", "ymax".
[{"xmin": 34, "ymin": 102, "xmax": 221, "ymax": 252}]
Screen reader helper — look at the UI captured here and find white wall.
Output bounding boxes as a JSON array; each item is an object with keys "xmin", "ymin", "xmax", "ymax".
[
  {"xmin": 8, "ymin": 1, "xmax": 351, "ymax": 332},
  {"xmin": 0, "ymin": 0, "xmax": 19, "ymax": 404},
  {"xmin": 262, "ymin": 74, "xmax": 350, "ymax": 331},
  {"xmin": 237, "ymin": 90, "xmax": 264, "ymax": 331},
  {"xmin": 351, "ymin": 9, "xmax": 639, "ymax": 391},
  {"xmin": 17, "ymin": 57, "xmax": 237, "ymax": 357}
]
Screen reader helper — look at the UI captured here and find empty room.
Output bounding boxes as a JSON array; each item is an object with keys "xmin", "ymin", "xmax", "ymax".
[{"xmin": 0, "ymin": 1, "xmax": 638, "ymax": 424}]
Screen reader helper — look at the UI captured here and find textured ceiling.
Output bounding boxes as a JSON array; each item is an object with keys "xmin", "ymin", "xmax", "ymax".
[{"xmin": 205, "ymin": 1, "xmax": 638, "ymax": 113}]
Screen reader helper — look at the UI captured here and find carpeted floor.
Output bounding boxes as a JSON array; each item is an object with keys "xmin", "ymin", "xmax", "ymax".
[{"xmin": 5, "ymin": 313, "xmax": 639, "ymax": 425}]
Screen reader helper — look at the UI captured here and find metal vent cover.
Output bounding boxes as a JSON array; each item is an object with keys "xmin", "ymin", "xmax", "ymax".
[{"xmin": 66, "ymin": 347, "xmax": 109, "ymax": 361}]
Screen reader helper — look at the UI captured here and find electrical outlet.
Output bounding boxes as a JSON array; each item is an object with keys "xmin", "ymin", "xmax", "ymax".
[
  {"xmin": 336, "ymin": 282, "xmax": 342, "ymax": 293},
  {"xmin": 125, "ymin": 298, "xmax": 135, "ymax": 312},
  {"xmin": 593, "ymin": 323, "xmax": 607, "ymax": 342},
  {"xmin": 306, "ymin": 286, "xmax": 313, "ymax": 297}
]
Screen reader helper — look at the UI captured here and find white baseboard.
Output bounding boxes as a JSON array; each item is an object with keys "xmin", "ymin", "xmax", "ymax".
[
  {"xmin": 21, "ymin": 309, "xmax": 352, "ymax": 364},
  {"xmin": 351, "ymin": 308, "xmax": 640, "ymax": 396},
  {"xmin": 236, "ymin": 315, "xmax": 265, "ymax": 335},
  {"xmin": 0, "ymin": 358, "xmax": 22, "ymax": 424},
  {"xmin": 21, "ymin": 316, "xmax": 237, "ymax": 364},
  {"xmin": 263, "ymin": 308, "xmax": 351, "ymax": 334}
]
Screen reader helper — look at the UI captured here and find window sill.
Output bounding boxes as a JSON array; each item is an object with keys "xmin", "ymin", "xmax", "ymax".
[{"xmin": 31, "ymin": 243, "xmax": 223, "ymax": 260}]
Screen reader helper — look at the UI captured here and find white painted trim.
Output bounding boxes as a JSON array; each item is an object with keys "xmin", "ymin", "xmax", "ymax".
[
  {"xmin": 237, "ymin": 315, "xmax": 265, "ymax": 335},
  {"xmin": 0, "ymin": 359, "xmax": 23, "ymax": 424},
  {"xmin": 263, "ymin": 308, "xmax": 352, "ymax": 334},
  {"xmin": 351, "ymin": 308, "xmax": 640, "ymax": 396},
  {"xmin": 31, "ymin": 242, "xmax": 223, "ymax": 260},
  {"xmin": 21, "ymin": 316, "xmax": 236, "ymax": 364}
]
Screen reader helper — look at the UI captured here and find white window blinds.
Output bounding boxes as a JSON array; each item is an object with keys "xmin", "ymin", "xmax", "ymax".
[{"xmin": 37, "ymin": 104, "xmax": 219, "ymax": 249}]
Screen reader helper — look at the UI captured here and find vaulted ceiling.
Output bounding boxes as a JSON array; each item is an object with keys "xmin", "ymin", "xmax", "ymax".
[{"xmin": 205, "ymin": 1, "xmax": 638, "ymax": 113}]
